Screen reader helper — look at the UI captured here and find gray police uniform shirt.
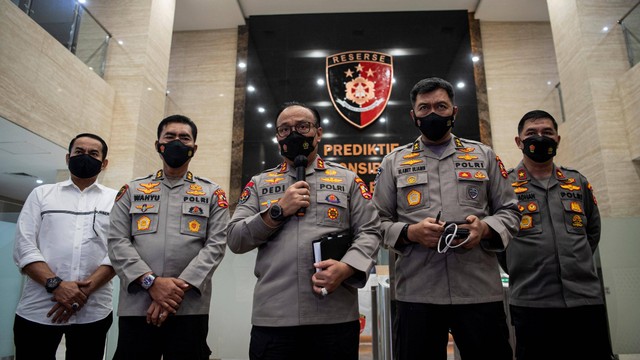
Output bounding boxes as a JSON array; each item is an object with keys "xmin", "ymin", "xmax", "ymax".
[
  {"xmin": 373, "ymin": 135, "xmax": 520, "ymax": 304},
  {"xmin": 505, "ymin": 162, "xmax": 602, "ymax": 308},
  {"xmin": 227, "ymin": 156, "xmax": 381, "ymax": 327},
  {"xmin": 108, "ymin": 170, "xmax": 229, "ymax": 316}
]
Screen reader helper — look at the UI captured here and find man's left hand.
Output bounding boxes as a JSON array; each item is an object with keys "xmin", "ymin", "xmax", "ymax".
[{"xmin": 311, "ymin": 260, "xmax": 355, "ymax": 296}]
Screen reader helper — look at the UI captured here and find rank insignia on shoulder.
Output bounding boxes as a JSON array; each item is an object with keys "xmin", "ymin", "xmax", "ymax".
[
  {"xmin": 115, "ymin": 184, "xmax": 129, "ymax": 202},
  {"xmin": 517, "ymin": 169, "xmax": 527, "ymax": 180},
  {"xmin": 186, "ymin": 171, "xmax": 194, "ymax": 182},
  {"xmin": 316, "ymin": 158, "xmax": 325, "ymax": 169}
]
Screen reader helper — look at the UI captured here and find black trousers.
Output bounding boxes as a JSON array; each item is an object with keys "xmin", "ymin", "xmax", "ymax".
[
  {"xmin": 112, "ymin": 315, "xmax": 210, "ymax": 360},
  {"xmin": 510, "ymin": 304, "xmax": 614, "ymax": 360},
  {"xmin": 250, "ymin": 320, "xmax": 360, "ymax": 360},
  {"xmin": 395, "ymin": 301, "xmax": 513, "ymax": 360},
  {"xmin": 13, "ymin": 312, "xmax": 113, "ymax": 360}
]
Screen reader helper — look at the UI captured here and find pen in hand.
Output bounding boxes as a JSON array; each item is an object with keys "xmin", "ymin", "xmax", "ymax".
[{"xmin": 435, "ymin": 210, "xmax": 441, "ymax": 224}]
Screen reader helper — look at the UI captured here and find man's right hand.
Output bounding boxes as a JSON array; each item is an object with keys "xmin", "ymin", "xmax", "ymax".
[
  {"xmin": 407, "ymin": 217, "xmax": 445, "ymax": 248},
  {"xmin": 278, "ymin": 181, "xmax": 311, "ymax": 217}
]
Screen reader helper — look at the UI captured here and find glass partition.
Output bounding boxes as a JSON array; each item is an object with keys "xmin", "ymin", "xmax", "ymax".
[
  {"xmin": 11, "ymin": 0, "xmax": 111, "ymax": 77},
  {"xmin": 619, "ymin": 1, "xmax": 640, "ymax": 67}
]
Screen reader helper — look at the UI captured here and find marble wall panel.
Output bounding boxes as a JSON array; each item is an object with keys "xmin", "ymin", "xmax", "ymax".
[
  {"xmin": 548, "ymin": 0, "xmax": 640, "ymax": 216},
  {"xmin": 0, "ymin": 0, "xmax": 115, "ymax": 153},
  {"xmin": 166, "ymin": 29, "xmax": 238, "ymax": 192},
  {"xmin": 481, "ymin": 21, "xmax": 561, "ymax": 169}
]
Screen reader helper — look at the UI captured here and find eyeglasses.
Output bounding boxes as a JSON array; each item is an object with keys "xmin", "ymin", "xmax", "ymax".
[{"xmin": 276, "ymin": 121, "xmax": 316, "ymax": 137}]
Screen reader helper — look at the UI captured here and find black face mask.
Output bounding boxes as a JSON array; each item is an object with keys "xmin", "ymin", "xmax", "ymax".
[
  {"xmin": 68, "ymin": 154, "xmax": 103, "ymax": 179},
  {"xmin": 157, "ymin": 140, "xmax": 194, "ymax": 168},
  {"xmin": 278, "ymin": 131, "xmax": 315, "ymax": 161},
  {"xmin": 415, "ymin": 112, "xmax": 455, "ymax": 141},
  {"xmin": 522, "ymin": 135, "xmax": 557, "ymax": 163}
]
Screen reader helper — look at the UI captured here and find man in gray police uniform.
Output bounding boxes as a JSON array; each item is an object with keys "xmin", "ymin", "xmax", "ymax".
[
  {"xmin": 373, "ymin": 77, "xmax": 520, "ymax": 360},
  {"xmin": 227, "ymin": 102, "xmax": 380, "ymax": 360},
  {"xmin": 108, "ymin": 114, "xmax": 228, "ymax": 360},
  {"xmin": 500, "ymin": 110, "xmax": 612, "ymax": 360}
]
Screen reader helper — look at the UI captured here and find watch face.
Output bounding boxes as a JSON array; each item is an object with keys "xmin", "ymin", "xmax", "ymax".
[
  {"xmin": 269, "ymin": 204, "xmax": 283, "ymax": 220},
  {"xmin": 46, "ymin": 277, "xmax": 62, "ymax": 292}
]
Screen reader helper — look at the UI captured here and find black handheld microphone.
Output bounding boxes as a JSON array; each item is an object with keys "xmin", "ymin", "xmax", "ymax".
[{"xmin": 294, "ymin": 155, "xmax": 308, "ymax": 217}]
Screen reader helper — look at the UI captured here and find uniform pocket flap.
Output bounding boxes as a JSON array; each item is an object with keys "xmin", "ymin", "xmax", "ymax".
[{"xmin": 397, "ymin": 172, "xmax": 428, "ymax": 188}]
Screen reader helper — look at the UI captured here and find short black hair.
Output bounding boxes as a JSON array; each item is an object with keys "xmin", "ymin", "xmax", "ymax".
[
  {"xmin": 68, "ymin": 133, "xmax": 108, "ymax": 160},
  {"xmin": 275, "ymin": 101, "xmax": 321, "ymax": 128},
  {"xmin": 157, "ymin": 114, "xmax": 198, "ymax": 141},
  {"xmin": 410, "ymin": 77, "xmax": 455, "ymax": 106},
  {"xmin": 517, "ymin": 110, "xmax": 558, "ymax": 135}
]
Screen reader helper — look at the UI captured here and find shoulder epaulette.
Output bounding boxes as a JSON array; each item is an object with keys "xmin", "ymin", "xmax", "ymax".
[
  {"xmin": 457, "ymin": 137, "xmax": 483, "ymax": 146},
  {"xmin": 325, "ymin": 161, "xmax": 347, "ymax": 170},
  {"xmin": 260, "ymin": 165, "xmax": 281, "ymax": 174},
  {"xmin": 133, "ymin": 174, "xmax": 153, "ymax": 181},
  {"xmin": 194, "ymin": 176, "xmax": 212, "ymax": 184}
]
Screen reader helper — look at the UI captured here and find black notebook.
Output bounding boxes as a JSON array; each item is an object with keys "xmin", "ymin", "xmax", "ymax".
[{"xmin": 312, "ymin": 233, "xmax": 352, "ymax": 272}]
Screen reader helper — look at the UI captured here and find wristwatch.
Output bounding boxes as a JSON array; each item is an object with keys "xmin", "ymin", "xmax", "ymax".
[
  {"xmin": 268, "ymin": 204, "xmax": 287, "ymax": 222},
  {"xmin": 141, "ymin": 273, "xmax": 158, "ymax": 290},
  {"xmin": 400, "ymin": 223, "xmax": 411, "ymax": 243},
  {"xmin": 45, "ymin": 276, "xmax": 63, "ymax": 293}
]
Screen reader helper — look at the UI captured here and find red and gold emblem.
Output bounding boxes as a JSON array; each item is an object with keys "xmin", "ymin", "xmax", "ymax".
[
  {"xmin": 116, "ymin": 184, "xmax": 129, "ymax": 202},
  {"xmin": 327, "ymin": 207, "xmax": 339, "ymax": 219},
  {"xmin": 572, "ymin": 215, "xmax": 584, "ymax": 227},
  {"xmin": 458, "ymin": 171, "xmax": 472, "ymax": 179},
  {"xmin": 527, "ymin": 202, "xmax": 538, "ymax": 212},
  {"xmin": 355, "ymin": 177, "xmax": 372, "ymax": 199},
  {"xmin": 518, "ymin": 204, "xmax": 525, "ymax": 212},
  {"xmin": 326, "ymin": 51, "xmax": 393, "ymax": 129},
  {"xmin": 188, "ymin": 220, "xmax": 201, "ymax": 232},
  {"xmin": 474, "ymin": 171, "xmax": 486, "ymax": 179},
  {"xmin": 497, "ymin": 156, "xmax": 508, "ymax": 178},
  {"xmin": 214, "ymin": 189, "xmax": 229, "ymax": 208}
]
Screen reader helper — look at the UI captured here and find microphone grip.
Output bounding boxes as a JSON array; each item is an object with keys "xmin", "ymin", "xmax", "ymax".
[{"xmin": 294, "ymin": 155, "xmax": 307, "ymax": 217}]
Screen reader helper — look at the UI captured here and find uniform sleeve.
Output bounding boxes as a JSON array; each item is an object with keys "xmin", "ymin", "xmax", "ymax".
[
  {"xmin": 13, "ymin": 188, "xmax": 45, "ymax": 270},
  {"xmin": 227, "ymin": 177, "xmax": 282, "ymax": 254},
  {"xmin": 340, "ymin": 174, "xmax": 381, "ymax": 288},
  {"xmin": 108, "ymin": 184, "xmax": 152, "ymax": 292},
  {"xmin": 372, "ymin": 154, "xmax": 408, "ymax": 255},
  {"xmin": 179, "ymin": 184, "xmax": 229, "ymax": 294},
  {"xmin": 480, "ymin": 148, "xmax": 521, "ymax": 251},
  {"xmin": 583, "ymin": 175, "xmax": 601, "ymax": 253}
]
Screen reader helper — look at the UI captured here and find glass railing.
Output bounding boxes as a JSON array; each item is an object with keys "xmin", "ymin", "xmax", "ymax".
[
  {"xmin": 619, "ymin": 1, "xmax": 640, "ymax": 67},
  {"xmin": 11, "ymin": 0, "xmax": 111, "ymax": 77}
]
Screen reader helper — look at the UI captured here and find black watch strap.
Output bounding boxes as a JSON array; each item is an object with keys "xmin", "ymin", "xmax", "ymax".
[
  {"xmin": 400, "ymin": 223, "xmax": 411, "ymax": 243},
  {"xmin": 45, "ymin": 276, "xmax": 63, "ymax": 293}
]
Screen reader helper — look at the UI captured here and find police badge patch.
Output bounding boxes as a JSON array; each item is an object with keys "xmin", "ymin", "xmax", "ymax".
[{"xmin": 326, "ymin": 51, "xmax": 393, "ymax": 129}]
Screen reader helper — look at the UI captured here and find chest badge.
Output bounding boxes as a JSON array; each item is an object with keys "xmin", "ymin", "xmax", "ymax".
[
  {"xmin": 520, "ymin": 214, "xmax": 533, "ymax": 229},
  {"xmin": 527, "ymin": 202, "xmax": 538, "ymax": 212},
  {"xmin": 572, "ymin": 215, "xmax": 584, "ymax": 227},
  {"xmin": 560, "ymin": 184, "xmax": 581, "ymax": 191},
  {"xmin": 514, "ymin": 187, "xmax": 528, "ymax": 194},
  {"xmin": 137, "ymin": 182, "xmax": 160, "ymax": 194},
  {"xmin": 188, "ymin": 219, "xmax": 201, "ymax": 232},
  {"xmin": 135, "ymin": 204, "xmax": 155, "ymax": 212},
  {"xmin": 327, "ymin": 207, "xmax": 339, "ymax": 219},
  {"xmin": 401, "ymin": 159, "xmax": 423, "ymax": 166},
  {"xmin": 265, "ymin": 177, "xmax": 285, "ymax": 184},
  {"xmin": 407, "ymin": 189, "xmax": 421, "ymax": 206},
  {"xmin": 187, "ymin": 184, "xmax": 206, "ymax": 196},
  {"xmin": 407, "ymin": 175, "xmax": 417, "ymax": 184},
  {"xmin": 570, "ymin": 202, "xmax": 583, "ymax": 214},
  {"xmin": 457, "ymin": 154, "xmax": 478, "ymax": 161},
  {"xmin": 137, "ymin": 216, "xmax": 151, "ymax": 231}
]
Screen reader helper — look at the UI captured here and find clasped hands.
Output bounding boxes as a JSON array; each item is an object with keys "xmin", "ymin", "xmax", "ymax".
[
  {"xmin": 47, "ymin": 280, "xmax": 91, "ymax": 324},
  {"xmin": 146, "ymin": 276, "xmax": 190, "ymax": 327}
]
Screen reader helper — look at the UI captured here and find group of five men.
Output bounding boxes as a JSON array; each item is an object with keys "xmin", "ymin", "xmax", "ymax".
[{"xmin": 13, "ymin": 77, "xmax": 611, "ymax": 360}]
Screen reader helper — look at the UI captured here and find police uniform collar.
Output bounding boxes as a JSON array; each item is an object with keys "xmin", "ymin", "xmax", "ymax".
[
  {"xmin": 515, "ymin": 164, "xmax": 530, "ymax": 181},
  {"xmin": 153, "ymin": 169, "xmax": 195, "ymax": 182}
]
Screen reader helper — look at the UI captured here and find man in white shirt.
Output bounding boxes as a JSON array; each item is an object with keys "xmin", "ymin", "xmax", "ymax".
[{"xmin": 13, "ymin": 133, "xmax": 117, "ymax": 360}]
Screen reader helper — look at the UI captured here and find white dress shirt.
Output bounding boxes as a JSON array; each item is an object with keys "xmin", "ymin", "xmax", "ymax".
[{"xmin": 13, "ymin": 179, "xmax": 117, "ymax": 325}]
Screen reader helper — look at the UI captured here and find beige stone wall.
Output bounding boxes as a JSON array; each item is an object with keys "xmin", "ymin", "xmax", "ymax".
[
  {"xmin": 165, "ymin": 29, "xmax": 238, "ymax": 192},
  {"xmin": 0, "ymin": 0, "xmax": 114, "ymax": 152},
  {"xmin": 88, "ymin": 0, "xmax": 176, "ymax": 188},
  {"xmin": 481, "ymin": 21, "xmax": 561, "ymax": 170},
  {"xmin": 548, "ymin": 0, "xmax": 640, "ymax": 217}
]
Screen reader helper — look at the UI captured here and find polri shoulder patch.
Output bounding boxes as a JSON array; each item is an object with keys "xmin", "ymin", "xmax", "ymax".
[{"xmin": 115, "ymin": 184, "xmax": 129, "ymax": 202}]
